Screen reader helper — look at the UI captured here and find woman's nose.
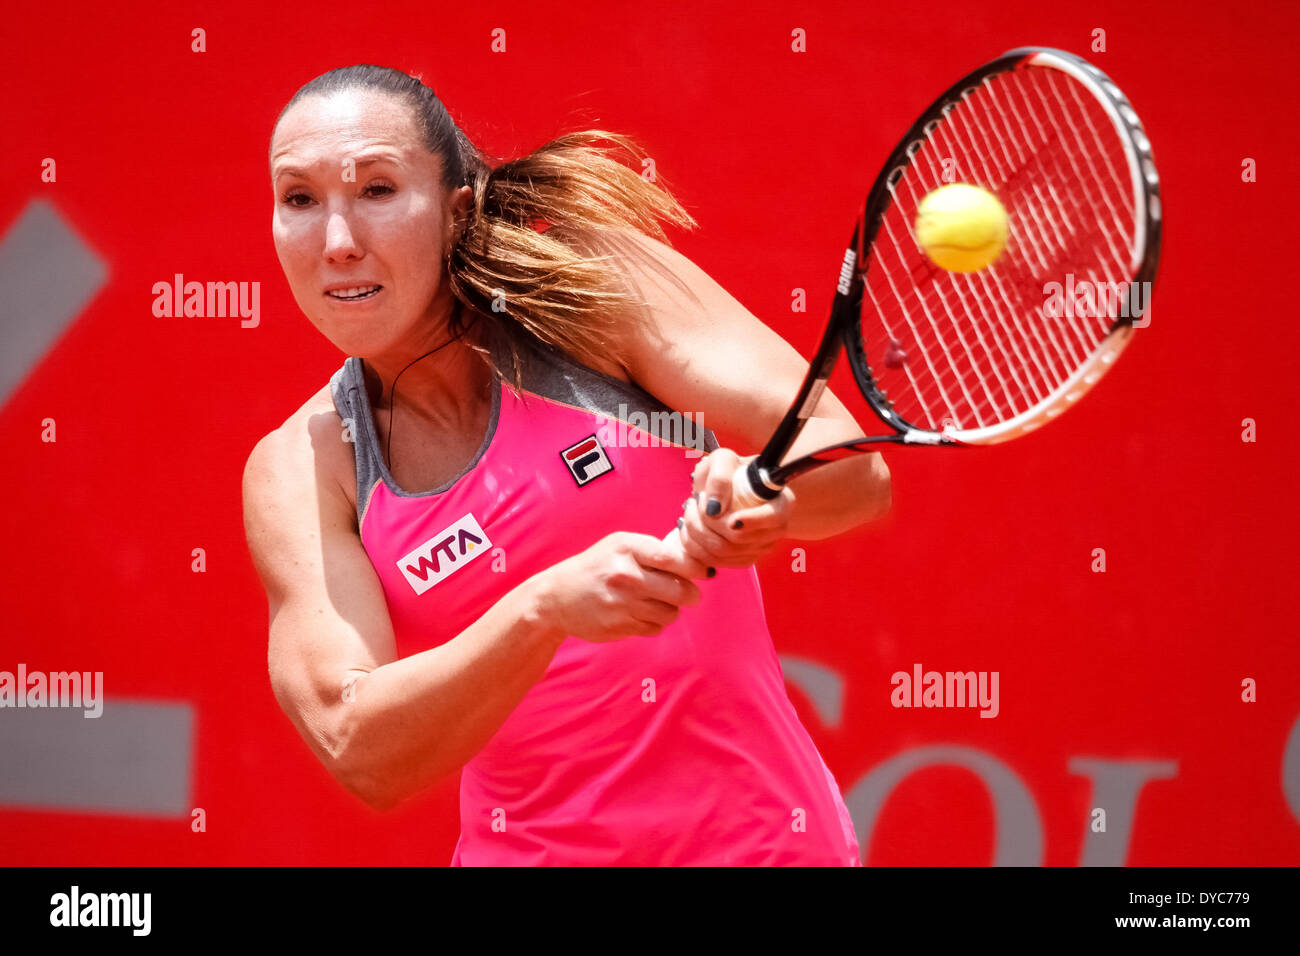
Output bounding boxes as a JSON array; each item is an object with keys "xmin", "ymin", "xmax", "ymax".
[{"xmin": 323, "ymin": 211, "xmax": 363, "ymax": 259}]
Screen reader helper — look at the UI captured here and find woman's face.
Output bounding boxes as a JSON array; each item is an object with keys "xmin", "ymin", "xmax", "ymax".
[{"xmin": 269, "ymin": 87, "xmax": 471, "ymax": 358}]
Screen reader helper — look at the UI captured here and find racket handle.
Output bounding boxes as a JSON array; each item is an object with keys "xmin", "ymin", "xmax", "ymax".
[{"xmin": 659, "ymin": 460, "xmax": 772, "ymax": 569}]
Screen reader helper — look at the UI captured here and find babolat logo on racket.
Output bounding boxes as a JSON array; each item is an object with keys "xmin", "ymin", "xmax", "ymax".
[
  {"xmin": 397, "ymin": 513, "xmax": 492, "ymax": 595},
  {"xmin": 560, "ymin": 434, "xmax": 613, "ymax": 486}
]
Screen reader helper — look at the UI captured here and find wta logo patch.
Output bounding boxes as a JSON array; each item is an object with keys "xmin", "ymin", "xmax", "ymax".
[
  {"xmin": 397, "ymin": 513, "xmax": 492, "ymax": 595},
  {"xmin": 560, "ymin": 434, "xmax": 613, "ymax": 486}
]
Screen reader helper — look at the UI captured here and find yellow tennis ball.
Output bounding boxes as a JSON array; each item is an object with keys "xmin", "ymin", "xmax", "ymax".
[{"xmin": 914, "ymin": 183, "xmax": 1009, "ymax": 272}]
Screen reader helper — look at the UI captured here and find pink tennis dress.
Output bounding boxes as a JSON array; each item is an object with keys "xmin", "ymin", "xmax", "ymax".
[{"xmin": 328, "ymin": 334, "xmax": 861, "ymax": 865}]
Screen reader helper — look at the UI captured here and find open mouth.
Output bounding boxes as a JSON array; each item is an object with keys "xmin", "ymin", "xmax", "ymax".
[{"xmin": 326, "ymin": 285, "xmax": 383, "ymax": 301}]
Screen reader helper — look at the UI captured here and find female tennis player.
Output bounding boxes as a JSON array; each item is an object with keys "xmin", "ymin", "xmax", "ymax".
[{"xmin": 243, "ymin": 65, "xmax": 891, "ymax": 866}]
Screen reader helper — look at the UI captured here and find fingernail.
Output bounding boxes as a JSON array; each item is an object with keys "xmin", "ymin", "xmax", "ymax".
[
  {"xmin": 732, "ymin": 519, "xmax": 744, "ymax": 529},
  {"xmin": 677, "ymin": 517, "xmax": 685, "ymax": 530},
  {"xmin": 706, "ymin": 566, "xmax": 717, "ymax": 578},
  {"xmin": 682, "ymin": 498, "xmax": 690, "ymax": 512},
  {"xmin": 706, "ymin": 498, "xmax": 721, "ymax": 517}
]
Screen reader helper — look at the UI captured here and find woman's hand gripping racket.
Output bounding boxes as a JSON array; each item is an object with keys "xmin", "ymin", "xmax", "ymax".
[{"xmin": 664, "ymin": 46, "xmax": 1162, "ymax": 566}]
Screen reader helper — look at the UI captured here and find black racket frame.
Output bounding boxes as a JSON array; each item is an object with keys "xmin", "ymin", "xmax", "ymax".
[{"xmin": 745, "ymin": 46, "xmax": 1163, "ymax": 500}]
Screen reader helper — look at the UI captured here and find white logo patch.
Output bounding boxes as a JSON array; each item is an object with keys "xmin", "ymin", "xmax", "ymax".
[{"xmin": 396, "ymin": 513, "xmax": 492, "ymax": 595}]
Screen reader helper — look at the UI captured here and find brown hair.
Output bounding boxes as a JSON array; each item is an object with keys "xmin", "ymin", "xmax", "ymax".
[{"xmin": 273, "ymin": 64, "xmax": 699, "ymax": 388}]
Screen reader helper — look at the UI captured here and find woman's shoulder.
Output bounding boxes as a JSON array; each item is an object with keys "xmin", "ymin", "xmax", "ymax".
[
  {"xmin": 265, "ymin": 381, "xmax": 351, "ymax": 451},
  {"xmin": 243, "ymin": 383, "xmax": 359, "ymax": 524}
]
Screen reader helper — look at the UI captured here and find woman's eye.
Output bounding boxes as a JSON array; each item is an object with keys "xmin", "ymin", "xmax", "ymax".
[{"xmin": 280, "ymin": 183, "xmax": 393, "ymax": 207}]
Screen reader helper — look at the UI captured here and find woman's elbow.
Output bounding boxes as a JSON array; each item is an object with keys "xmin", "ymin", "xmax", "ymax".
[
  {"xmin": 278, "ymin": 692, "xmax": 402, "ymax": 812},
  {"xmin": 341, "ymin": 767, "xmax": 403, "ymax": 813},
  {"xmin": 329, "ymin": 718, "xmax": 406, "ymax": 812},
  {"xmin": 341, "ymin": 754, "xmax": 458, "ymax": 813},
  {"xmin": 332, "ymin": 737, "xmax": 407, "ymax": 812},
  {"xmin": 334, "ymin": 730, "xmax": 458, "ymax": 813}
]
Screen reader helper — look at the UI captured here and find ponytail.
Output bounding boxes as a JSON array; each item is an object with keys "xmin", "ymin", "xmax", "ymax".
[{"xmin": 447, "ymin": 129, "xmax": 698, "ymax": 387}]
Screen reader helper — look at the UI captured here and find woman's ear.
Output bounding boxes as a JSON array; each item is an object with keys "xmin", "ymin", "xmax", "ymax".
[{"xmin": 450, "ymin": 184, "xmax": 474, "ymax": 243}]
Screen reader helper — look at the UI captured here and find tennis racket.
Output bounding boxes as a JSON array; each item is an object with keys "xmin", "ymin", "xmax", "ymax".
[{"xmin": 665, "ymin": 45, "xmax": 1161, "ymax": 555}]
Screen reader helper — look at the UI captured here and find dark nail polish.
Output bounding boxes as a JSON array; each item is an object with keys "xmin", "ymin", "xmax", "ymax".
[
  {"xmin": 677, "ymin": 517, "xmax": 684, "ymax": 530},
  {"xmin": 706, "ymin": 498, "xmax": 721, "ymax": 517},
  {"xmin": 706, "ymin": 566, "xmax": 717, "ymax": 578},
  {"xmin": 732, "ymin": 519, "xmax": 744, "ymax": 530}
]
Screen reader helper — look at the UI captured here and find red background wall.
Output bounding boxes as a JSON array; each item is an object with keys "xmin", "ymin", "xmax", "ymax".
[{"xmin": 2, "ymin": 0, "xmax": 1297, "ymax": 865}]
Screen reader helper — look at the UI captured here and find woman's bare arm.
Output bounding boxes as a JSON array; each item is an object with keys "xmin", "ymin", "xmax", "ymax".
[
  {"xmin": 242, "ymin": 404, "xmax": 708, "ymax": 810},
  {"xmin": 604, "ymin": 229, "xmax": 891, "ymax": 540},
  {"xmin": 241, "ymin": 414, "xmax": 566, "ymax": 811}
]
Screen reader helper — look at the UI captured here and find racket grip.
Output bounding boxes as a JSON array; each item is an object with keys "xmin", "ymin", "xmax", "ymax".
[{"xmin": 660, "ymin": 459, "xmax": 771, "ymax": 568}]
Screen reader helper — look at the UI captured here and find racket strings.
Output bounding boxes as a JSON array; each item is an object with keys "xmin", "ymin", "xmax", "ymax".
[
  {"xmin": 987, "ymin": 76, "xmax": 1132, "ymax": 360},
  {"xmin": 893, "ymin": 77, "xmax": 1129, "ymax": 427},
  {"xmin": 910, "ymin": 80, "xmax": 1108, "ymax": 412},
  {"xmin": 954, "ymin": 82, "xmax": 1099, "ymax": 367},
  {"xmin": 1048, "ymin": 72, "xmax": 1135, "ymax": 269},
  {"xmin": 861, "ymin": 64, "xmax": 1138, "ymax": 435},
  {"xmin": 915, "ymin": 110, "xmax": 1055, "ymax": 413}
]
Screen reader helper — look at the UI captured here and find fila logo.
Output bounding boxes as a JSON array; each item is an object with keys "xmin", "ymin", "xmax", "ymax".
[
  {"xmin": 397, "ymin": 513, "xmax": 492, "ymax": 595},
  {"xmin": 561, "ymin": 434, "xmax": 613, "ymax": 486}
]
